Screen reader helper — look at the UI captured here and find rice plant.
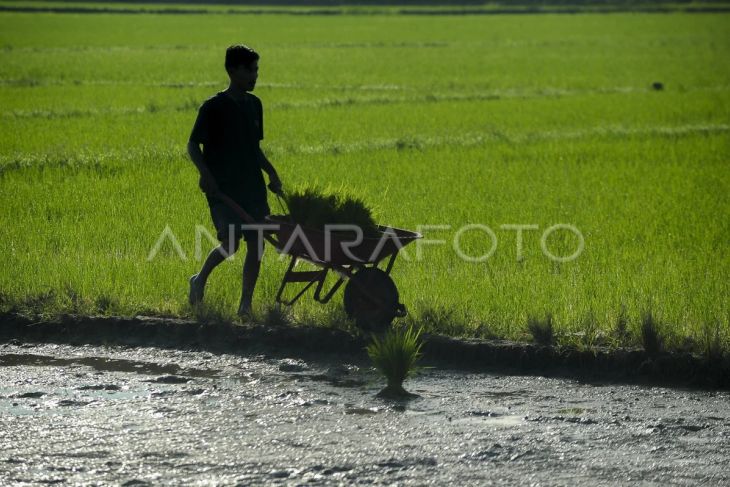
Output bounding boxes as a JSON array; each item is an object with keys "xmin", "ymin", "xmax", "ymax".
[
  {"xmin": 260, "ymin": 304, "xmax": 292, "ymax": 328},
  {"xmin": 527, "ymin": 314, "xmax": 555, "ymax": 346},
  {"xmin": 366, "ymin": 325, "xmax": 423, "ymax": 397},
  {"xmin": 701, "ymin": 320, "xmax": 724, "ymax": 361},
  {"xmin": 190, "ymin": 298, "xmax": 234, "ymax": 325},
  {"xmin": 613, "ymin": 305, "xmax": 630, "ymax": 347},
  {"xmin": 641, "ymin": 311, "xmax": 664, "ymax": 356}
]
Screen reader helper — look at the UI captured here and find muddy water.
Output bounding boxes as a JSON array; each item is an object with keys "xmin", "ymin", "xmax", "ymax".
[{"xmin": 1, "ymin": 342, "xmax": 728, "ymax": 485}]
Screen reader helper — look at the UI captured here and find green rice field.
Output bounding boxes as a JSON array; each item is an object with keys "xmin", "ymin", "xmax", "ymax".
[{"xmin": 1, "ymin": 4, "xmax": 728, "ymax": 351}]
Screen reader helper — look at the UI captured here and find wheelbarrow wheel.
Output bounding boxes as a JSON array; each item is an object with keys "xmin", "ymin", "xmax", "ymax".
[{"xmin": 343, "ymin": 267, "xmax": 403, "ymax": 333}]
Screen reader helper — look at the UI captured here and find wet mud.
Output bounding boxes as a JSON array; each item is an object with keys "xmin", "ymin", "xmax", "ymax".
[
  {"xmin": 2, "ymin": 342, "xmax": 729, "ymax": 485},
  {"xmin": 1, "ymin": 313, "xmax": 728, "ymax": 390}
]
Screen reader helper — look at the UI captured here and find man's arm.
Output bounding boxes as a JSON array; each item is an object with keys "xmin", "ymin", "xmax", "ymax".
[
  {"xmin": 187, "ymin": 140, "xmax": 219, "ymax": 195},
  {"xmin": 257, "ymin": 147, "xmax": 282, "ymax": 194}
]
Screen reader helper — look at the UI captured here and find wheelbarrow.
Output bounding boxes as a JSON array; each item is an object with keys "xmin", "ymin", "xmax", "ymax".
[{"xmin": 216, "ymin": 193, "xmax": 421, "ymax": 331}]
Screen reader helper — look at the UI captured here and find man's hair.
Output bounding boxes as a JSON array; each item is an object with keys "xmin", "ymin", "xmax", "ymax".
[{"xmin": 225, "ymin": 45, "xmax": 259, "ymax": 73}]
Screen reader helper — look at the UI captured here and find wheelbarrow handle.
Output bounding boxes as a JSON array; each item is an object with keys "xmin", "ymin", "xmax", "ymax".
[
  {"xmin": 213, "ymin": 193, "xmax": 257, "ymax": 224},
  {"xmin": 212, "ymin": 192, "xmax": 280, "ymax": 247},
  {"xmin": 272, "ymin": 190, "xmax": 289, "ymax": 216}
]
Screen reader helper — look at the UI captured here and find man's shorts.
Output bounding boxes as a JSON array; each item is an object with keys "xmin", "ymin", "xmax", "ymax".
[{"xmin": 207, "ymin": 199, "xmax": 270, "ymax": 244}]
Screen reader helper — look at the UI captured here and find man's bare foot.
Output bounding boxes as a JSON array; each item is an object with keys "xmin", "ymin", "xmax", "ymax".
[
  {"xmin": 237, "ymin": 299, "xmax": 252, "ymax": 319},
  {"xmin": 188, "ymin": 274, "xmax": 204, "ymax": 305}
]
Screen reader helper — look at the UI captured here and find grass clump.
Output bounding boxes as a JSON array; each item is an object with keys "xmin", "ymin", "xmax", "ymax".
[
  {"xmin": 612, "ymin": 306, "xmax": 631, "ymax": 347},
  {"xmin": 576, "ymin": 312, "xmax": 599, "ymax": 350},
  {"xmin": 701, "ymin": 320, "xmax": 725, "ymax": 361},
  {"xmin": 284, "ymin": 187, "xmax": 380, "ymax": 237},
  {"xmin": 309, "ymin": 307, "xmax": 357, "ymax": 332},
  {"xmin": 259, "ymin": 304, "xmax": 293, "ymax": 328},
  {"xmin": 366, "ymin": 325, "xmax": 423, "ymax": 398},
  {"xmin": 417, "ymin": 306, "xmax": 462, "ymax": 336},
  {"xmin": 190, "ymin": 299, "xmax": 233, "ymax": 325},
  {"xmin": 641, "ymin": 311, "xmax": 664, "ymax": 356},
  {"xmin": 94, "ymin": 294, "xmax": 120, "ymax": 315},
  {"xmin": 412, "ymin": 306, "xmax": 495, "ymax": 339},
  {"xmin": 527, "ymin": 314, "xmax": 554, "ymax": 346}
]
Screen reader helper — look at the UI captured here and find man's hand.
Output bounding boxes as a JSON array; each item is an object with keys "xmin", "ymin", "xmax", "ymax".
[
  {"xmin": 268, "ymin": 175, "xmax": 283, "ymax": 195},
  {"xmin": 258, "ymin": 149, "xmax": 283, "ymax": 195},
  {"xmin": 199, "ymin": 174, "xmax": 220, "ymax": 196}
]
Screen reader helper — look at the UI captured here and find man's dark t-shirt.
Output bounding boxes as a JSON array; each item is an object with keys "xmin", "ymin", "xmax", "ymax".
[{"xmin": 190, "ymin": 92, "xmax": 268, "ymax": 215}]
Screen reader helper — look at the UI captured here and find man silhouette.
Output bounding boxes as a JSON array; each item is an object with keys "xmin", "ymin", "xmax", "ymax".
[{"xmin": 187, "ymin": 44, "xmax": 282, "ymax": 317}]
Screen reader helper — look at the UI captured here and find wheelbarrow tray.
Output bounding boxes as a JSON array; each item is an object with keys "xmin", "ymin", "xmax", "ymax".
[{"xmin": 265, "ymin": 215, "xmax": 420, "ymax": 266}]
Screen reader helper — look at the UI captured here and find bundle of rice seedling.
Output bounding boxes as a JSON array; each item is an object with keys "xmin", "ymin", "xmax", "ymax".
[
  {"xmin": 283, "ymin": 187, "xmax": 380, "ymax": 237},
  {"xmin": 366, "ymin": 324, "xmax": 423, "ymax": 398}
]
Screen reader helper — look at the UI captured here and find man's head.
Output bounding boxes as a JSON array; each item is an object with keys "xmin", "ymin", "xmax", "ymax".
[{"xmin": 225, "ymin": 44, "xmax": 259, "ymax": 91}]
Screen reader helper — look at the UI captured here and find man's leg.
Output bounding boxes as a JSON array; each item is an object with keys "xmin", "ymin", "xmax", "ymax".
[
  {"xmin": 189, "ymin": 236, "xmax": 240, "ymax": 305},
  {"xmin": 237, "ymin": 239, "xmax": 264, "ymax": 316}
]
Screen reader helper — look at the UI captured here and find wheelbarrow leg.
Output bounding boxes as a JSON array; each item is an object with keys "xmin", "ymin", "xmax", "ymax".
[
  {"xmin": 313, "ymin": 274, "xmax": 346, "ymax": 304},
  {"xmin": 383, "ymin": 252, "xmax": 398, "ymax": 275},
  {"xmin": 275, "ymin": 255, "xmax": 328, "ymax": 306}
]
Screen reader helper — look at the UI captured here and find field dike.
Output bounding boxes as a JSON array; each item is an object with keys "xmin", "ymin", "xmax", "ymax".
[{"xmin": 1, "ymin": 312, "xmax": 728, "ymax": 390}]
